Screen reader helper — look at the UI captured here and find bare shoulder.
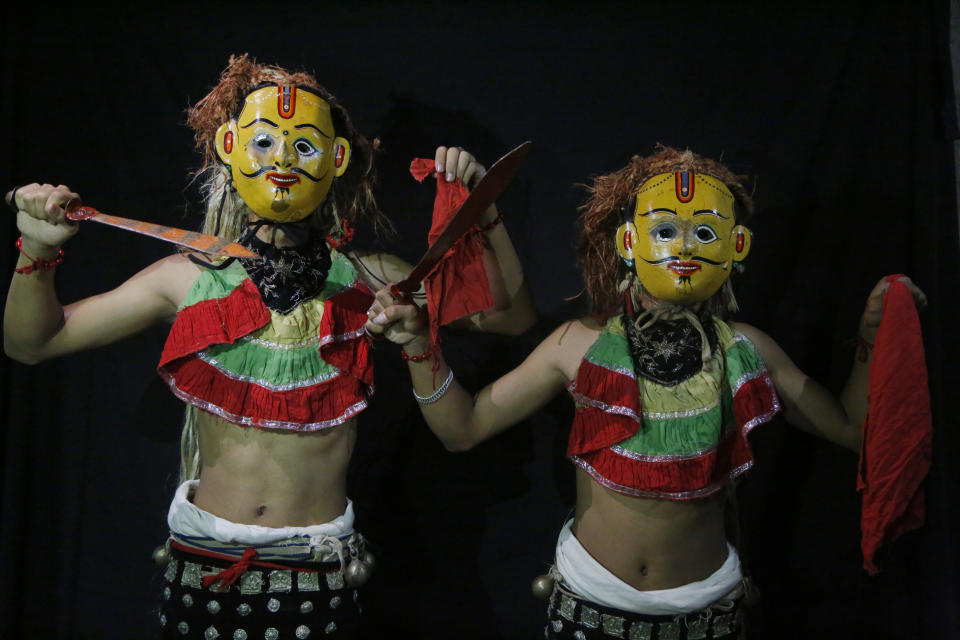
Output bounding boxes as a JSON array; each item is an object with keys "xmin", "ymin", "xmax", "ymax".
[
  {"xmin": 127, "ymin": 252, "xmax": 205, "ymax": 312},
  {"xmin": 729, "ymin": 321, "xmax": 769, "ymax": 345},
  {"xmin": 730, "ymin": 321, "xmax": 794, "ymax": 373},
  {"xmin": 538, "ymin": 317, "xmax": 603, "ymax": 381}
]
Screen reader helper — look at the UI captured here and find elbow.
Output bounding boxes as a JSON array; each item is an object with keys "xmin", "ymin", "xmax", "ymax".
[
  {"xmin": 481, "ymin": 305, "xmax": 538, "ymax": 337},
  {"xmin": 4, "ymin": 346, "xmax": 44, "ymax": 365},
  {"xmin": 507, "ymin": 286, "xmax": 539, "ymax": 335},
  {"xmin": 3, "ymin": 338, "xmax": 42, "ymax": 364},
  {"xmin": 505, "ymin": 306, "xmax": 537, "ymax": 335},
  {"xmin": 441, "ymin": 435, "xmax": 478, "ymax": 453}
]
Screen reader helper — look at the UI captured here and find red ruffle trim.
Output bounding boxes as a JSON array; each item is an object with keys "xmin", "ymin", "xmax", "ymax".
[
  {"xmin": 318, "ymin": 284, "xmax": 375, "ymax": 388},
  {"xmin": 159, "ymin": 358, "xmax": 368, "ymax": 430},
  {"xmin": 567, "ymin": 360, "xmax": 640, "ymax": 456},
  {"xmin": 569, "ymin": 374, "xmax": 779, "ymax": 500},
  {"xmin": 572, "ymin": 426, "xmax": 753, "ymax": 500},
  {"xmin": 158, "ymin": 279, "xmax": 375, "ymax": 430},
  {"xmin": 159, "ymin": 278, "xmax": 270, "ymax": 368}
]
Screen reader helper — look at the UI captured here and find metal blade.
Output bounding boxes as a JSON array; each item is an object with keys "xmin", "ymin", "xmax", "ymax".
[
  {"xmin": 392, "ymin": 140, "xmax": 532, "ymax": 297},
  {"xmin": 64, "ymin": 202, "xmax": 259, "ymax": 258}
]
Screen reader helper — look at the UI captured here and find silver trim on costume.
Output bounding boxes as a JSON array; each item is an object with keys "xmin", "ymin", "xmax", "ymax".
[
  {"xmin": 582, "ymin": 354, "xmax": 636, "ymax": 379},
  {"xmin": 742, "ymin": 401, "xmax": 782, "ymax": 433},
  {"xmin": 194, "ymin": 352, "xmax": 342, "ymax": 391},
  {"xmin": 732, "ymin": 368, "xmax": 767, "ymax": 397},
  {"xmin": 240, "ymin": 334, "xmax": 320, "ymax": 350},
  {"xmin": 640, "ymin": 396, "xmax": 720, "ymax": 420},
  {"xmin": 567, "ymin": 388, "xmax": 641, "ymax": 424},
  {"xmin": 570, "ymin": 455, "xmax": 756, "ymax": 501},
  {"xmin": 317, "ymin": 327, "xmax": 367, "ymax": 349},
  {"xmin": 609, "ymin": 442, "xmax": 721, "ymax": 463},
  {"xmin": 159, "ymin": 371, "xmax": 370, "ymax": 431}
]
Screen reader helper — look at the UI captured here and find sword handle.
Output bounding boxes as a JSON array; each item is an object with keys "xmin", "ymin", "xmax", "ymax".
[
  {"xmin": 63, "ymin": 198, "xmax": 95, "ymax": 221},
  {"xmin": 389, "ymin": 283, "xmax": 416, "ymax": 307}
]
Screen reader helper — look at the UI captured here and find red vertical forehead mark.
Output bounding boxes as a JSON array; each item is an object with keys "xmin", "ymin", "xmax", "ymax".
[
  {"xmin": 278, "ymin": 85, "xmax": 296, "ymax": 119},
  {"xmin": 675, "ymin": 171, "xmax": 695, "ymax": 203}
]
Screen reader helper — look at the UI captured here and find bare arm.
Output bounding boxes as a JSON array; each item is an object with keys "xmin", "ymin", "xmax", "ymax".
[
  {"xmin": 364, "ymin": 287, "xmax": 591, "ymax": 451},
  {"xmin": 4, "ymin": 183, "xmax": 196, "ymax": 363},
  {"xmin": 733, "ymin": 275, "xmax": 927, "ymax": 453},
  {"xmin": 733, "ymin": 322, "xmax": 864, "ymax": 452}
]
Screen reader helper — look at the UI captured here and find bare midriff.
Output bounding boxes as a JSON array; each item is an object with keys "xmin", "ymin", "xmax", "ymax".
[
  {"xmin": 190, "ymin": 410, "xmax": 356, "ymax": 528},
  {"xmin": 571, "ymin": 468, "xmax": 729, "ymax": 591}
]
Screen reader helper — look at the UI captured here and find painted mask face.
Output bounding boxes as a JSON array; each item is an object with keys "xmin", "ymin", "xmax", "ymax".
[
  {"xmin": 616, "ymin": 171, "xmax": 751, "ymax": 304},
  {"xmin": 215, "ymin": 85, "xmax": 351, "ymax": 223}
]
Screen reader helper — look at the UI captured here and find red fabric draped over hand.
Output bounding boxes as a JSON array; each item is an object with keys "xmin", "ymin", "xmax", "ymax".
[
  {"xmin": 857, "ymin": 274, "xmax": 932, "ymax": 574},
  {"xmin": 409, "ymin": 158, "xmax": 493, "ymax": 348}
]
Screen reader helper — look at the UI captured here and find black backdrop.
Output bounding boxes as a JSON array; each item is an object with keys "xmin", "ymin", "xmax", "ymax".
[{"xmin": 2, "ymin": 1, "xmax": 958, "ymax": 638}]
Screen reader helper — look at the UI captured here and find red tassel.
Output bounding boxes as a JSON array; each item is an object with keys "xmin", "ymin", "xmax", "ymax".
[{"xmin": 203, "ymin": 547, "xmax": 258, "ymax": 592}]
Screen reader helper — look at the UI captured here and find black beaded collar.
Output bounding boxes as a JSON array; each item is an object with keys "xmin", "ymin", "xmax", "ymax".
[{"xmin": 622, "ymin": 308, "xmax": 719, "ymax": 387}]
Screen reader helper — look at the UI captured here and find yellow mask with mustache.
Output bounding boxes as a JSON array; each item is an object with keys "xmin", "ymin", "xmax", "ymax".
[
  {"xmin": 215, "ymin": 85, "xmax": 351, "ymax": 223},
  {"xmin": 616, "ymin": 171, "xmax": 752, "ymax": 304}
]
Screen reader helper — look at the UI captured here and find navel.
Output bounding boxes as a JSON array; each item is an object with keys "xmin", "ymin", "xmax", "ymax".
[
  {"xmin": 255, "ymin": 505, "xmax": 267, "ymax": 517},
  {"xmin": 640, "ymin": 565, "xmax": 648, "ymax": 576}
]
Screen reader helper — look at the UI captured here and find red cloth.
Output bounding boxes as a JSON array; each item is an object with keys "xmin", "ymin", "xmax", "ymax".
[
  {"xmin": 857, "ymin": 275, "xmax": 932, "ymax": 574},
  {"xmin": 409, "ymin": 158, "xmax": 494, "ymax": 348},
  {"xmin": 202, "ymin": 547, "xmax": 258, "ymax": 592}
]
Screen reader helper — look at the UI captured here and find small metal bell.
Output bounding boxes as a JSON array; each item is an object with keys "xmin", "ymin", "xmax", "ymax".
[
  {"xmin": 344, "ymin": 559, "xmax": 371, "ymax": 586},
  {"xmin": 152, "ymin": 543, "xmax": 171, "ymax": 567},
  {"xmin": 531, "ymin": 574, "xmax": 555, "ymax": 599},
  {"xmin": 360, "ymin": 551, "xmax": 376, "ymax": 571}
]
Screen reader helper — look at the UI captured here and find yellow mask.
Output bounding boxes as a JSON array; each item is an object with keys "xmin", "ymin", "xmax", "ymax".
[
  {"xmin": 616, "ymin": 171, "xmax": 751, "ymax": 304},
  {"xmin": 214, "ymin": 85, "xmax": 351, "ymax": 223}
]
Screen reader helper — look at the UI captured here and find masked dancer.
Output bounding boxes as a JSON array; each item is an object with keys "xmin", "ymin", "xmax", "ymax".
[
  {"xmin": 365, "ymin": 147, "xmax": 926, "ymax": 639},
  {"xmin": 4, "ymin": 54, "xmax": 534, "ymax": 639}
]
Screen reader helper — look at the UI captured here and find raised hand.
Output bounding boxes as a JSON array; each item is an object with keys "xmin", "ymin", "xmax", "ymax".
[
  {"xmin": 860, "ymin": 275, "xmax": 928, "ymax": 342},
  {"xmin": 7, "ymin": 183, "xmax": 81, "ymax": 254},
  {"xmin": 434, "ymin": 146, "xmax": 486, "ymax": 188}
]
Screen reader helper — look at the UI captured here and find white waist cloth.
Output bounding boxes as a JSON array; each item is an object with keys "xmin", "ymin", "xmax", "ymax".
[
  {"xmin": 555, "ymin": 519, "xmax": 741, "ymax": 616},
  {"xmin": 167, "ymin": 479, "xmax": 355, "ymax": 545}
]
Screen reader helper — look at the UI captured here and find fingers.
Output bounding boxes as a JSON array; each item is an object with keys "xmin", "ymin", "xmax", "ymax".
[
  {"xmin": 434, "ymin": 146, "xmax": 485, "ymax": 186},
  {"xmin": 44, "ymin": 188, "xmax": 78, "ymax": 224},
  {"xmin": 373, "ymin": 304, "xmax": 420, "ymax": 327},
  {"xmin": 461, "ymin": 157, "xmax": 485, "ymax": 188},
  {"xmin": 865, "ymin": 276, "xmax": 929, "ymax": 326},
  {"xmin": 443, "ymin": 146, "xmax": 460, "ymax": 183},
  {"xmin": 434, "ymin": 146, "xmax": 447, "ymax": 177},
  {"xmin": 8, "ymin": 183, "xmax": 79, "ymax": 223},
  {"xmin": 365, "ymin": 285, "xmax": 427, "ymax": 344},
  {"xmin": 894, "ymin": 275, "xmax": 928, "ymax": 310}
]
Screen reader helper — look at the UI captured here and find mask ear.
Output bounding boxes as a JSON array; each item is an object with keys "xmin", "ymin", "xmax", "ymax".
[
  {"xmin": 332, "ymin": 137, "xmax": 351, "ymax": 177},
  {"xmin": 616, "ymin": 221, "xmax": 637, "ymax": 268},
  {"xmin": 214, "ymin": 121, "xmax": 238, "ymax": 166},
  {"xmin": 731, "ymin": 225, "xmax": 752, "ymax": 263}
]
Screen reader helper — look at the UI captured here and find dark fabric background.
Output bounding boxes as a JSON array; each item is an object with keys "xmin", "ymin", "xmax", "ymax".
[{"xmin": 2, "ymin": 1, "xmax": 958, "ymax": 638}]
